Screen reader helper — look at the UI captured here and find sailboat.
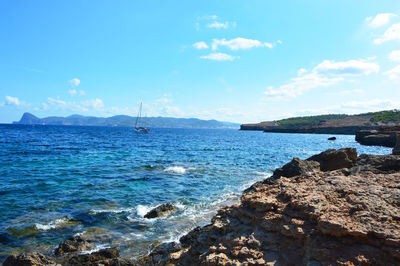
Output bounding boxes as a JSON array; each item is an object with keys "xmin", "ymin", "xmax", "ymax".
[{"xmin": 134, "ymin": 102, "xmax": 150, "ymax": 133}]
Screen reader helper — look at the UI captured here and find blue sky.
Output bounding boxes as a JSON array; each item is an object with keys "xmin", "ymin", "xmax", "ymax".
[{"xmin": 1, "ymin": 0, "xmax": 400, "ymax": 123}]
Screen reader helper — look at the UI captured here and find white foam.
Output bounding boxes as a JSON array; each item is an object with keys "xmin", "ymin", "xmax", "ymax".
[
  {"xmin": 164, "ymin": 166, "xmax": 186, "ymax": 175},
  {"xmin": 89, "ymin": 207, "xmax": 135, "ymax": 215},
  {"xmin": 136, "ymin": 204, "xmax": 153, "ymax": 217},
  {"xmin": 35, "ymin": 217, "xmax": 70, "ymax": 231},
  {"xmin": 79, "ymin": 244, "xmax": 110, "ymax": 254}
]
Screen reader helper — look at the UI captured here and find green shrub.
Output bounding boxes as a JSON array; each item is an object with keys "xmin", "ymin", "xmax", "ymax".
[
  {"xmin": 370, "ymin": 110, "xmax": 400, "ymax": 123},
  {"xmin": 277, "ymin": 114, "xmax": 347, "ymax": 127}
]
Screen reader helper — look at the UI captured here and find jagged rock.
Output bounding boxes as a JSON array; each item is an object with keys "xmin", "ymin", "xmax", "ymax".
[
  {"xmin": 354, "ymin": 154, "xmax": 400, "ymax": 173},
  {"xmin": 64, "ymin": 247, "xmax": 134, "ymax": 266},
  {"xmin": 54, "ymin": 235, "xmax": 95, "ymax": 255},
  {"xmin": 136, "ymin": 242, "xmax": 181, "ymax": 265},
  {"xmin": 3, "ymin": 252, "xmax": 56, "ymax": 266},
  {"xmin": 328, "ymin": 136, "xmax": 336, "ymax": 140},
  {"xmin": 144, "ymin": 203, "xmax": 177, "ymax": 219},
  {"xmin": 272, "ymin": 157, "xmax": 320, "ymax": 179},
  {"xmin": 393, "ymin": 134, "xmax": 400, "ymax": 155},
  {"xmin": 307, "ymin": 148, "xmax": 357, "ymax": 171},
  {"xmin": 144, "ymin": 148, "xmax": 400, "ymax": 265}
]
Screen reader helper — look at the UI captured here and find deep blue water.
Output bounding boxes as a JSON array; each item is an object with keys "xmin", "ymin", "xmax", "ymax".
[{"xmin": 0, "ymin": 124, "xmax": 392, "ymax": 261}]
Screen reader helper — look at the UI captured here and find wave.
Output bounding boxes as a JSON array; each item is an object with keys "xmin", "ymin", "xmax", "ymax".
[
  {"xmin": 35, "ymin": 217, "xmax": 72, "ymax": 231},
  {"xmin": 89, "ymin": 207, "xmax": 135, "ymax": 215},
  {"xmin": 164, "ymin": 166, "xmax": 187, "ymax": 175}
]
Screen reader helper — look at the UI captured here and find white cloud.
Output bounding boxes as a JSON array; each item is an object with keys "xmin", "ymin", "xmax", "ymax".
[
  {"xmin": 81, "ymin": 98, "xmax": 104, "ymax": 109},
  {"xmin": 193, "ymin": 41, "xmax": 209, "ymax": 49},
  {"xmin": 68, "ymin": 89, "xmax": 77, "ymax": 96},
  {"xmin": 45, "ymin": 97, "xmax": 103, "ymax": 112},
  {"xmin": 69, "ymin": 89, "xmax": 85, "ymax": 97},
  {"xmin": 200, "ymin": 53, "xmax": 237, "ymax": 61},
  {"xmin": 296, "ymin": 99, "xmax": 400, "ymax": 117},
  {"xmin": 314, "ymin": 59, "xmax": 380, "ymax": 76},
  {"xmin": 263, "ymin": 58, "xmax": 379, "ymax": 100},
  {"xmin": 207, "ymin": 21, "xmax": 229, "ymax": 29},
  {"xmin": 198, "ymin": 15, "xmax": 218, "ymax": 20},
  {"xmin": 47, "ymin": 97, "xmax": 67, "ymax": 106},
  {"xmin": 374, "ymin": 23, "xmax": 400, "ymax": 44},
  {"xmin": 5, "ymin": 96, "xmax": 22, "ymax": 106},
  {"xmin": 367, "ymin": 13, "xmax": 397, "ymax": 28},
  {"xmin": 154, "ymin": 97, "xmax": 172, "ymax": 105},
  {"xmin": 212, "ymin": 38, "xmax": 274, "ymax": 50},
  {"xmin": 336, "ymin": 89, "xmax": 364, "ymax": 95},
  {"xmin": 264, "ymin": 72, "xmax": 343, "ymax": 100},
  {"xmin": 389, "ymin": 50, "xmax": 400, "ymax": 62},
  {"xmin": 297, "ymin": 68, "xmax": 307, "ymax": 76},
  {"xmin": 69, "ymin": 78, "xmax": 80, "ymax": 87},
  {"xmin": 384, "ymin": 65, "xmax": 400, "ymax": 79}
]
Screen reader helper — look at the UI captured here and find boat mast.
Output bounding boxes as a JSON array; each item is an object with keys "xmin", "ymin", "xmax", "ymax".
[{"xmin": 135, "ymin": 102, "xmax": 142, "ymax": 127}]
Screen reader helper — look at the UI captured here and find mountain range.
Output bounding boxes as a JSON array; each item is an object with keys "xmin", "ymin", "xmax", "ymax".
[{"xmin": 13, "ymin": 113, "xmax": 240, "ymax": 129}]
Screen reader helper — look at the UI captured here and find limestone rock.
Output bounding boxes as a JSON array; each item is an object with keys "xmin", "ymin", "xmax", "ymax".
[
  {"xmin": 144, "ymin": 148, "xmax": 400, "ymax": 265},
  {"xmin": 3, "ymin": 252, "xmax": 56, "ymax": 266},
  {"xmin": 272, "ymin": 157, "xmax": 320, "ymax": 179},
  {"xmin": 54, "ymin": 235, "xmax": 95, "ymax": 255},
  {"xmin": 64, "ymin": 247, "xmax": 134, "ymax": 266},
  {"xmin": 307, "ymin": 148, "xmax": 357, "ymax": 171},
  {"xmin": 144, "ymin": 203, "xmax": 177, "ymax": 219}
]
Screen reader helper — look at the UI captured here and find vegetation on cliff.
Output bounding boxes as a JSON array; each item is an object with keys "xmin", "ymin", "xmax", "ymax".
[
  {"xmin": 371, "ymin": 110, "xmax": 400, "ymax": 123},
  {"xmin": 277, "ymin": 114, "xmax": 347, "ymax": 127}
]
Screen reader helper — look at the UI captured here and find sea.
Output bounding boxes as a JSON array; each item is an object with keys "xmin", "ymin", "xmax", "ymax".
[{"xmin": 0, "ymin": 124, "xmax": 392, "ymax": 262}]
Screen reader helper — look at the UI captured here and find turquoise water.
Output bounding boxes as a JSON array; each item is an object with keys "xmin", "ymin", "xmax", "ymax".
[{"xmin": 0, "ymin": 125, "xmax": 392, "ymax": 261}]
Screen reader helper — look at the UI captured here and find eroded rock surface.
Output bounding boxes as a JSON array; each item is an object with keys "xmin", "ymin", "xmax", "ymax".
[
  {"xmin": 144, "ymin": 203, "xmax": 177, "ymax": 219},
  {"xmin": 144, "ymin": 149, "xmax": 400, "ymax": 265},
  {"xmin": 3, "ymin": 252, "xmax": 56, "ymax": 266},
  {"xmin": 54, "ymin": 235, "xmax": 95, "ymax": 255}
]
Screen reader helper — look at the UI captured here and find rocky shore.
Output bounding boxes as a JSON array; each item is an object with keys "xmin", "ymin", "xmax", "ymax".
[
  {"xmin": 355, "ymin": 127, "xmax": 400, "ymax": 148},
  {"xmin": 4, "ymin": 148, "xmax": 400, "ymax": 265}
]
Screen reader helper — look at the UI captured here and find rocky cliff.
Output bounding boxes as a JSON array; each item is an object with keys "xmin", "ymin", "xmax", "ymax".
[
  {"xmin": 241, "ymin": 111, "xmax": 400, "ymax": 136},
  {"xmin": 141, "ymin": 148, "xmax": 400, "ymax": 265},
  {"xmin": 355, "ymin": 127, "xmax": 400, "ymax": 148}
]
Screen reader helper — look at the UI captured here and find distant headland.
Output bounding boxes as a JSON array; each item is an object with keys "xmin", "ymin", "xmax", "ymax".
[
  {"xmin": 13, "ymin": 112, "xmax": 240, "ymax": 129},
  {"xmin": 241, "ymin": 110, "xmax": 400, "ymax": 135}
]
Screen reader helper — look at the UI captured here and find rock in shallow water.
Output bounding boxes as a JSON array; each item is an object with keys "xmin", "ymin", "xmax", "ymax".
[
  {"xmin": 54, "ymin": 235, "xmax": 95, "ymax": 255},
  {"xmin": 144, "ymin": 203, "xmax": 177, "ymax": 219}
]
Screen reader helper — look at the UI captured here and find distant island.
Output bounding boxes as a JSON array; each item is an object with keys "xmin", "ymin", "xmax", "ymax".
[
  {"xmin": 241, "ymin": 110, "xmax": 400, "ymax": 135},
  {"xmin": 13, "ymin": 112, "xmax": 240, "ymax": 129}
]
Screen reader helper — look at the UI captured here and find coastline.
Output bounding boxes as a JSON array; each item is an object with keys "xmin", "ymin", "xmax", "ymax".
[{"xmin": 5, "ymin": 147, "xmax": 400, "ymax": 265}]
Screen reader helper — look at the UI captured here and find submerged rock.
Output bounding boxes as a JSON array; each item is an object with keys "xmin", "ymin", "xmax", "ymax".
[
  {"xmin": 3, "ymin": 252, "xmax": 56, "ymax": 266},
  {"xmin": 144, "ymin": 148, "xmax": 400, "ymax": 265},
  {"xmin": 54, "ymin": 235, "xmax": 95, "ymax": 255},
  {"xmin": 144, "ymin": 203, "xmax": 177, "ymax": 219}
]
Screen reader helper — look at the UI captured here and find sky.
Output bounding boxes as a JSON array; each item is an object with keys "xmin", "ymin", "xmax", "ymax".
[{"xmin": 1, "ymin": 0, "xmax": 400, "ymax": 124}]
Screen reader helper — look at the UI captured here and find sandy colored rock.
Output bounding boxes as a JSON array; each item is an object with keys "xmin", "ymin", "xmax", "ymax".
[{"xmin": 145, "ymin": 149, "xmax": 400, "ymax": 265}]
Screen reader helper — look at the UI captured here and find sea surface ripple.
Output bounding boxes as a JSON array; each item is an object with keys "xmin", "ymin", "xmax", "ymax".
[{"xmin": 0, "ymin": 124, "xmax": 391, "ymax": 261}]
